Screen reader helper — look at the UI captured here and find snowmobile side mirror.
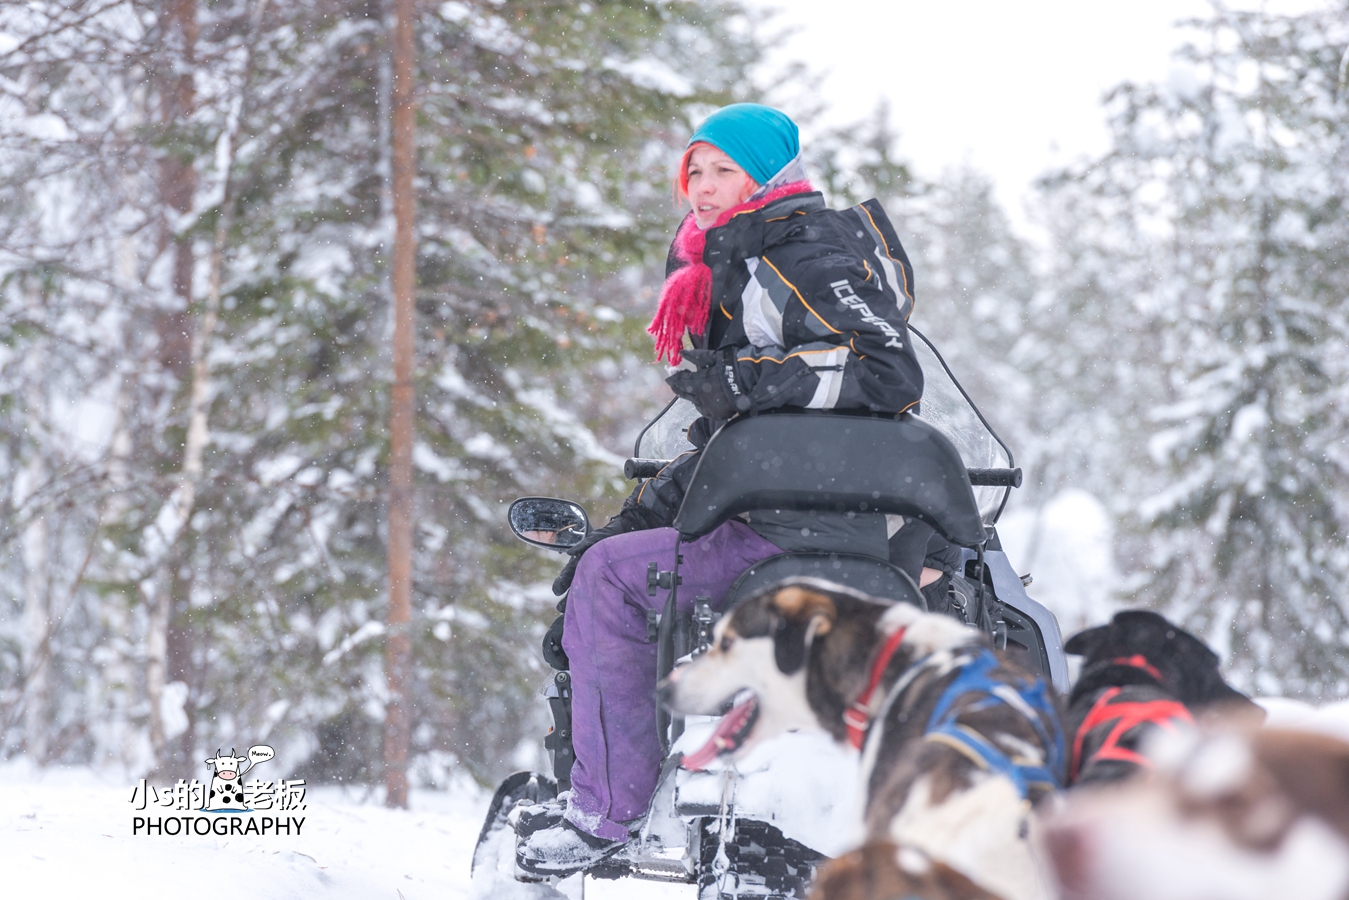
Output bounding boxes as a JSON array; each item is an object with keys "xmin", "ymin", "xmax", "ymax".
[{"xmin": 509, "ymin": 497, "xmax": 590, "ymax": 552}]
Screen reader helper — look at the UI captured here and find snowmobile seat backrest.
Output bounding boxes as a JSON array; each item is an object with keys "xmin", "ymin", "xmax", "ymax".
[
  {"xmin": 723, "ymin": 552, "xmax": 926, "ymax": 611},
  {"xmin": 672, "ymin": 411, "xmax": 986, "ymax": 547}
]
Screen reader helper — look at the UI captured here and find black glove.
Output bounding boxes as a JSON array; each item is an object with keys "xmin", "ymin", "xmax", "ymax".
[
  {"xmin": 552, "ymin": 503, "xmax": 662, "ymax": 596},
  {"xmin": 921, "ymin": 572, "xmax": 977, "ymax": 625},
  {"xmin": 686, "ymin": 415, "xmax": 715, "ymax": 449},
  {"xmin": 542, "ymin": 614, "xmax": 569, "ymax": 670},
  {"xmin": 923, "ymin": 532, "xmax": 964, "ymax": 577},
  {"xmin": 665, "ymin": 348, "xmax": 751, "ymax": 421},
  {"xmin": 920, "ymin": 572, "xmax": 953, "ymax": 617}
]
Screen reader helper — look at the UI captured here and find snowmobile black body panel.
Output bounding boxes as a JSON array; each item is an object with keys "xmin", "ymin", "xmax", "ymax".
[
  {"xmin": 976, "ymin": 548, "xmax": 1070, "ymax": 694},
  {"xmin": 673, "ymin": 411, "xmax": 987, "ymax": 548}
]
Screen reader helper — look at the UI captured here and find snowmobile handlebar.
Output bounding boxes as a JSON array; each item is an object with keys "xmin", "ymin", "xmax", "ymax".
[
  {"xmin": 626, "ymin": 457, "xmax": 1023, "ymax": 489},
  {"xmin": 967, "ymin": 467, "xmax": 1023, "ymax": 488},
  {"xmin": 624, "ymin": 458, "xmax": 670, "ymax": 479}
]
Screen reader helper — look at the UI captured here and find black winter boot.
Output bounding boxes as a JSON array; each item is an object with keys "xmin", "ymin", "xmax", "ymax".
[{"xmin": 515, "ymin": 812, "xmax": 627, "ymax": 876}]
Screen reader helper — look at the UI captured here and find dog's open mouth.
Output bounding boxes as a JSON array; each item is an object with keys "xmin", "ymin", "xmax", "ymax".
[{"xmin": 681, "ymin": 690, "xmax": 759, "ymax": 771}]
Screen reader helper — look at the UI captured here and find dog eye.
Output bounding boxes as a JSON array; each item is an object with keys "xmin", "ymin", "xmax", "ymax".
[{"xmin": 719, "ymin": 635, "xmax": 734, "ymax": 652}]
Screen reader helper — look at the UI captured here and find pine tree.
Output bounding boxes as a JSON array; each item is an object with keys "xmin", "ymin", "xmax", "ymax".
[
  {"xmin": 1084, "ymin": 5, "xmax": 1349, "ymax": 696},
  {"xmin": 0, "ymin": 0, "xmax": 766, "ymax": 780}
]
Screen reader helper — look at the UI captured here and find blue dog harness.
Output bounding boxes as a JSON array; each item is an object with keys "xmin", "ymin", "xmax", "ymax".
[{"xmin": 922, "ymin": 650, "xmax": 1065, "ymax": 799}]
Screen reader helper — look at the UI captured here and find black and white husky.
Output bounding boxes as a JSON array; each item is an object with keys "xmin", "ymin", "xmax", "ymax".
[{"xmin": 660, "ymin": 577, "xmax": 1065, "ymax": 900}]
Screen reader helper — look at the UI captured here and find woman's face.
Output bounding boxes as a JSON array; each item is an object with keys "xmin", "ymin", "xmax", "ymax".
[{"xmin": 686, "ymin": 144, "xmax": 758, "ymax": 228}]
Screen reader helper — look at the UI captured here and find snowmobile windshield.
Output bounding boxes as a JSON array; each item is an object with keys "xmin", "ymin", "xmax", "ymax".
[
  {"xmin": 634, "ymin": 332, "xmax": 1012, "ymax": 522},
  {"xmin": 634, "ymin": 397, "xmax": 701, "ymax": 461},
  {"xmin": 909, "ymin": 335, "xmax": 1012, "ymax": 521}
]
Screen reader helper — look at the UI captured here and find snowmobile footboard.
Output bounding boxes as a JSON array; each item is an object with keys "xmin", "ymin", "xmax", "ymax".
[{"xmin": 595, "ymin": 753, "xmax": 699, "ymax": 883}]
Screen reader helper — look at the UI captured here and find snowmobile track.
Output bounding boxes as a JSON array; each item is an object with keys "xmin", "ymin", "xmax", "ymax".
[{"xmin": 698, "ymin": 817, "xmax": 823, "ymax": 900}]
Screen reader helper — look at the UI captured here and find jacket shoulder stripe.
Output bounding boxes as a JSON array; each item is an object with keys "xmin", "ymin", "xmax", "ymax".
[
  {"xmin": 740, "ymin": 257, "xmax": 786, "ymax": 348},
  {"xmin": 853, "ymin": 204, "xmax": 913, "ymax": 303},
  {"xmin": 759, "ymin": 254, "xmax": 842, "ymax": 335}
]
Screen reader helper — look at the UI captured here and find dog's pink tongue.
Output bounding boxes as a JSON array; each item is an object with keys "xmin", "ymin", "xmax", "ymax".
[{"xmin": 681, "ymin": 695, "xmax": 758, "ymax": 772}]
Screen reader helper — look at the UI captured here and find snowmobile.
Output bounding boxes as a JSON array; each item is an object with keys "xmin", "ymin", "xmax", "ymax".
[{"xmin": 473, "ymin": 327, "xmax": 1069, "ymax": 899}]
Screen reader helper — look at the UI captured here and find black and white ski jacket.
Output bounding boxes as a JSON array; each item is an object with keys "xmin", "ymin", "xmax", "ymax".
[{"xmin": 633, "ymin": 191, "xmax": 923, "ymax": 527}]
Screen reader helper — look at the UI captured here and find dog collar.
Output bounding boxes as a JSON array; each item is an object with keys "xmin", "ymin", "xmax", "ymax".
[
  {"xmin": 1110, "ymin": 654, "xmax": 1165, "ymax": 683},
  {"xmin": 844, "ymin": 625, "xmax": 908, "ymax": 750}
]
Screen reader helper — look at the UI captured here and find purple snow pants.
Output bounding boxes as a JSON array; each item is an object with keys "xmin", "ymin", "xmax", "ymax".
[{"xmin": 560, "ymin": 520, "xmax": 781, "ymax": 840}]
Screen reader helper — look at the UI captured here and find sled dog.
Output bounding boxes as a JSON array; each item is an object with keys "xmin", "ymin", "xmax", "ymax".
[
  {"xmin": 1064, "ymin": 610, "xmax": 1262, "ymax": 785},
  {"xmin": 812, "ymin": 842, "xmax": 1009, "ymax": 900},
  {"xmin": 660, "ymin": 578, "xmax": 1064, "ymax": 900},
  {"xmin": 1044, "ymin": 722, "xmax": 1349, "ymax": 900}
]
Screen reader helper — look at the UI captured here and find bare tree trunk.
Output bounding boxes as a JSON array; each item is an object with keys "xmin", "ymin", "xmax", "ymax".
[
  {"xmin": 166, "ymin": 556, "xmax": 197, "ymax": 763},
  {"xmin": 147, "ymin": 0, "xmax": 199, "ymax": 766},
  {"xmin": 104, "ymin": 371, "xmax": 138, "ymax": 768},
  {"xmin": 20, "ymin": 452, "xmax": 50, "ymax": 763},
  {"xmin": 145, "ymin": 579, "xmax": 169, "ymax": 758},
  {"xmin": 144, "ymin": 0, "xmax": 268, "ymax": 770},
  {"xmin": 384, "ymin": 0, "xmax": 418, "ymax": 810}
]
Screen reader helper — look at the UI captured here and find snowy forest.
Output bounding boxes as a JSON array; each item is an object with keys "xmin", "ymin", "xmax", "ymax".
[{"xmin": 1, "ymin": 0, "xmax": 1347, "ymax": 794}]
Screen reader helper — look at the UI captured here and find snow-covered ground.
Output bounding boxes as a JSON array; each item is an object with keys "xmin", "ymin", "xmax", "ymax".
[
  {"xmin": 1257, "ymin": 697, "xmax": 1349, "ymax": 740},
  {"xmin": 7, "ymin": 701, "xmax": 1348, "ymax": 899},
  {"xmin": 3, "ymin": 760, "xmax": 691, "ymax": 900}
]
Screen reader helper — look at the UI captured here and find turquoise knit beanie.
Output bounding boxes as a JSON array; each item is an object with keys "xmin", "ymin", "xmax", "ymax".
[{"xmin": 688, "ymin": 103, "xmax": 800, "ymax": 186}]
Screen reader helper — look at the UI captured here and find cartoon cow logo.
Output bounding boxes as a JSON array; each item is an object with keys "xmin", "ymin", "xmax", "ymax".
[{"xmin": 204, "ymin": 745, "xmax": 275, "ymax": 812}]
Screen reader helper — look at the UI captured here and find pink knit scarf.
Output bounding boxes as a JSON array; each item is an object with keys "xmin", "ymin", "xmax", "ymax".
[{"xmin": 648, "ymin": 181, "xmax": 814, "ymax": 364}]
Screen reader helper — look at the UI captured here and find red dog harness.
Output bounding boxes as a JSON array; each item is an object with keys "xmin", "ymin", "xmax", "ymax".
[
  {"xmin": 1069, "ymin": 656, "xmax": 1194, "ymax": 782},
  {"xmin": 1111, "ymin": 653, "xmax": 1164, "ymax": 683},
  {"xmin": 844, "ymin": 626, "xmax": 908, "ymax": 750}
]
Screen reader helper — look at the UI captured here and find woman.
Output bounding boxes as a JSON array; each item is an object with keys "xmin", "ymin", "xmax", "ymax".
[{"xmin": 516, "ymin": 103, "xmax": 927, "ymax": 876}]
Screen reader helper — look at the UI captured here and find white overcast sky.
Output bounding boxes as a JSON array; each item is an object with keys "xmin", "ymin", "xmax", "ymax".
[{"xmin": 748, "ymin": 0, "xmax": 1327, "ymax": 225}]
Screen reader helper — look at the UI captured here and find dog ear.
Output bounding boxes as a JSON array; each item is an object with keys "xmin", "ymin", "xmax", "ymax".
[
  {"xmin": 1150, "ymin": 622, "xmax": 1231, "ymax": 703},
  {"xmin": 1169, "ymin": 628, "xmax": 1219, "ymax": 667},
  {"xmin": 770, "ymin": 587, "xmax": 837, "ymax": 675},
  {"xmin": 1065, "ymin": 623, "xmax": 1108, "ymax": 659},
  {"xmin": 770, "ymin": 586, "xmax": 838, "ymax": 627}
]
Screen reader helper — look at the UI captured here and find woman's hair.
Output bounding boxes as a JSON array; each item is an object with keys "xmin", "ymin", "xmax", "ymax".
[
  {"xmin": 673, "ymin": 141, "xmax": 763, "ymax": 206},
  {"xmin": 676, "ymin": 104, "xmax": 798, "ymax": 205},
  {"xmin": 673, "ymin": 141, "xmax": 709, "ymax": 204}
]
